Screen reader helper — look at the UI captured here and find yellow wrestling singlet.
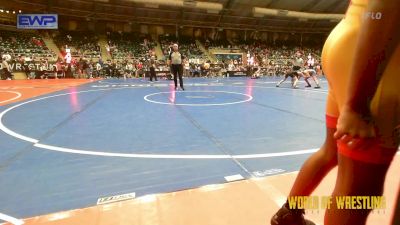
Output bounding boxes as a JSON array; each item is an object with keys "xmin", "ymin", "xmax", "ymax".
[{"xmin": 321, "ymin": 0, "xmax": 400, "ymax": 164}]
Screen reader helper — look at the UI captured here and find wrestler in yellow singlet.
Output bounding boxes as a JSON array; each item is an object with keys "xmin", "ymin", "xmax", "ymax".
[
  {"xmin": 322, "ymin": 0, "xmax": 400, "ymax": 164},
  {"xmin": 271, "ymin": 1, "xmax": 399, "ymax": 224}
]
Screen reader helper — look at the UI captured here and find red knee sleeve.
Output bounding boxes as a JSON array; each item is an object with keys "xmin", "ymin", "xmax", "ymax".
[
  {"xmin": 326, "ymin": 114, "xmax": 338, "ymax": 129},
  {"xmin": 337, "ymin": 139, "xmax": 397, "ymax": 164}
]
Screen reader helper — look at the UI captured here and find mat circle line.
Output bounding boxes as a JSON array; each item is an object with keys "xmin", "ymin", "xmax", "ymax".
[
  {"xmin": 0, "ymin": 86, "xmax": 322, "ymax": 159},
  {"xmin": 0, "ymin": 91, "xmax": 22, "ymax": 104},
  {"xmin": 144, "ymin": 91, "xmax": 253, "ymax": 106}
]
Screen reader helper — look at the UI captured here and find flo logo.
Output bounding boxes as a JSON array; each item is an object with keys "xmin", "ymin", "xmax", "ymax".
[{"xmin": 364, "ymin": 12, "xmax": 382, "ymax": 20}]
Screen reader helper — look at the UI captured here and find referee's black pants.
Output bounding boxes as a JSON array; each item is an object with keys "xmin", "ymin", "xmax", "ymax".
[
  {"xmin": 2, "ymin": 69, "xmax": 12, "ymax": 80},
  {"xmin": 149, "ymin": 66, "xmax": 157, "ymax": 81},
  {"xmin": 171, "ymin": 64, "xmax": 184, "ymax": 89}
]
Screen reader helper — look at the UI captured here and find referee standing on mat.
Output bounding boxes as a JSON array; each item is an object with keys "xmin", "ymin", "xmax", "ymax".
[{"xmin": 169, "ymin": 43, "xmax": 185, "ymax": 91}]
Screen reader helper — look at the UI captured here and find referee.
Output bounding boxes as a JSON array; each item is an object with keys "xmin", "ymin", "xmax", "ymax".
[
  {"xmin": 169, "ymin": 43, "xmax": 185, "ymax": 91},
  {"xmin": 291, "ymin": 52, "xmax": 304, "ymax": 88}
]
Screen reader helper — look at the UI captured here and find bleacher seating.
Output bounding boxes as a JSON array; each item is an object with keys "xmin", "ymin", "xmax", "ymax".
[
  {"xmin": 107, "ymin": 32, "xmax": 156, "ymax": 60},
  {"xmin": 0, "ymin": 27, "xmax": 324, "ymax": 79},
  {"xmin": 207, "ymin": 37, "xmax": 323, "ymax": 76},
  {"xmin": 0, "ymin": 30, "xmax": 57, "ymax": 61},
  {"xmin": 160, "ymin": 35, "xmax": 207, "ymax": 62},
  {"xmin": 53, "ymin": 31, "xmax": 101, "ymax": 59},
  {"xmin": 204, "ymin": 38, "xmax": 232, "ymax": 49}
]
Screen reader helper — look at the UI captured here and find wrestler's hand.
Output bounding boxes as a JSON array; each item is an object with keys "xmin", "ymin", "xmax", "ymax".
[{"xmin": 334, "ymin": 105, "xmax": 376, "ymax": 149}]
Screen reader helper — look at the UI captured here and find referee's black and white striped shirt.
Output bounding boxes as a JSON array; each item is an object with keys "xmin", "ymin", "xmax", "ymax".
[{"xmin": 169, "ymin": 51, "xmax": 184, "ymax": 65}]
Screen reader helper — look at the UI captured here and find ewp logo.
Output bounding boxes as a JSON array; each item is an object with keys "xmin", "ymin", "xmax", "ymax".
[{"xmin": 17, "ymin": 14, "xmax": 58, "ymax": 29}]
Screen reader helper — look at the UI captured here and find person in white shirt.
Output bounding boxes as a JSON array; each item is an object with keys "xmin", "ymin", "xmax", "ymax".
[
  {"xmin": 96, "ymin": 62, "xmax": 102, "ymax": 78},
  {"xmin": 106, "ymin": 44, "xmax": 110, "ymax": 55},
  {"xmin": 2, "ymin": 53, "xmax": 11, "ymax": 61},
  {"xmin": 184, "ymin": 60, "xmax": 190, "ymax": 77},
  {"xmin": 203, "ymin": 61, "xmax": 210, "ymax": 77},
  {"xmin": 64, "ymin": 50, "xmax": 73, "ymax": 78},
  {"xmin": 65, "ymin": 49, "xmax": 72, "ymax": 64},
  {"xmin": 306, "ymin": 54, "xmax": 315, "ymax": 69},
  {"xmin": 125, "ymin": 62, "xmax": 133, "ymax": 79},
  {"xmin": 227, "ymin": 60, "xmax": 235, "ymax": 77},
  {"xmin": 168, "ymin": 44, "xmax": 185, "ymax": 90},
  {"xmin": 247, "ymin": 54, "xmax": 255, "ymax": 77},
  {"xmin": 149, "ymin": 58, "xmax": 158, "ymax": 82},
  {"xmin": 276, "ymin": 52, "xmax": 303, "ymax": 88},
  {"xmin": 39, "ymin": 60, "xmax": 48, "ymax": 79},
  {"xmin": 303, "ymin": 55, "xmax": 321, "ymax": 88},
  {"xmin": 1, "ymin": 57, "xmax": 13, "ymax": 80}
]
